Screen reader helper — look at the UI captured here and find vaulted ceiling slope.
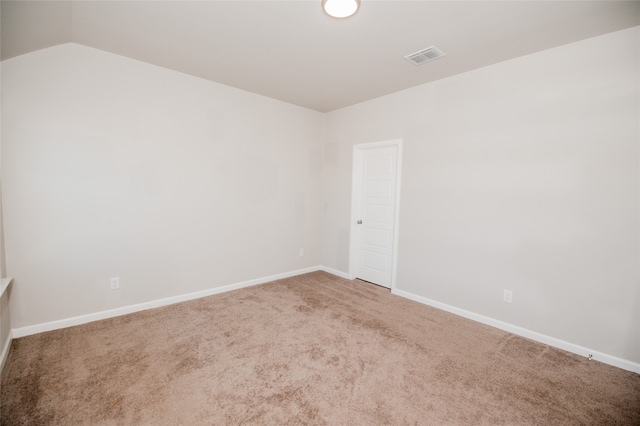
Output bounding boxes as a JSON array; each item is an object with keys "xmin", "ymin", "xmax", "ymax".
[{"xmin": 2, "ymin": 1, "xmax": 639, "ymax": 112}]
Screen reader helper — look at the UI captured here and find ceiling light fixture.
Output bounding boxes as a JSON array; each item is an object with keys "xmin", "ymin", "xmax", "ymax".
[{"xmin": 322, "ymin": 0, "xmax": 360, "ymax": 18}]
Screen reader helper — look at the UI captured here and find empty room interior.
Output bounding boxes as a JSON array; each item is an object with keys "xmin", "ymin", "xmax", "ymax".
[{"xmin": 0, "ymin": 0, "xmax": 639, "ymax": 424}]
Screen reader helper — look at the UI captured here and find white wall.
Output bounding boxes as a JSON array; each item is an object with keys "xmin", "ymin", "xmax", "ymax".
[
  {"xmin": 0, "ymin": 0, "xmax": 11, "ymax": 369},
  {"xmin": 1, "ymin": 43, "xmax": 324, "ymax": 329},
  {"xmin": 2, "ymin": 28, "xmax": 638, "ymax": 369},
  {"xmin": 322, "ymin": 27, "xmax": 640, "ymax": 364}
]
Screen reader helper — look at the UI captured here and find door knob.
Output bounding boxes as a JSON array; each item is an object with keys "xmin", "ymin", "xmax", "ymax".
[{"xmin": 357, "ymin": 220, "xmax": 363, "ymax": 224}]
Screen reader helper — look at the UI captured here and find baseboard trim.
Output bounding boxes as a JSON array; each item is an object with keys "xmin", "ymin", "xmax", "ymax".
[
  {"xmin": 318, "ymin": 266, "xmax": 351, "ymax": 280},
  {"xmin": 0, "ymin": 330, "xmax": 12, "ymax": 374},
  {"xmin": 392, "ymin": 288, "xmax": 640, "ymax": 374},
  {"xmin": 10, "ymin": 267, "xmax": 638, "ymax": 374},
  {"xmin": 12, "ymin": 266, "xmax": 322, "ymax": 339}
]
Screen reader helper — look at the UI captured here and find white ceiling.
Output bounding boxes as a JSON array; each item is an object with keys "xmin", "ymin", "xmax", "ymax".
[{"xmin": 2, "ymin": 1, "xmax": 639, "ymax": 112}]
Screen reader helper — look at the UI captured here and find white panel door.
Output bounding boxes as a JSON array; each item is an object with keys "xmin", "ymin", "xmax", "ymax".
[{"xmin": 354, "ymin": 145, "xmax": 399, "ymax": 288}]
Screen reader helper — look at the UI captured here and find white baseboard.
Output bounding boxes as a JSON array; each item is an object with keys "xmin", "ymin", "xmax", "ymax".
[
  {"xmin": 319, "ymin": 265, "xmax": 351, "ymax": 280},
  {"xmin": 392, "ymin": 288, "xmax": 640, "ymax": 374},
  {"xmin": 0, "ymin": 330, "xmax": 12, "ymax": 374},
  {"xmin": 9, "ymin": 266, "xmax": 639, "ymax": 375},
  {"xmin": 12, "ymin": 266, "xmax": 322, "ymax": 339}
]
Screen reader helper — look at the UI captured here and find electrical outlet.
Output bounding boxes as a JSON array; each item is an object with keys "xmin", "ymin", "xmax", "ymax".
[
  {"xmin": 299, "ymin": 248, "xmax": 304, "ymax": 257},
  {"xmin": 110, "ymin": 277, "xmax": 120, "ymax": 290},
  {"xmin": 503, "ymin": 289, "xmax": 513, "ymax": 303}
]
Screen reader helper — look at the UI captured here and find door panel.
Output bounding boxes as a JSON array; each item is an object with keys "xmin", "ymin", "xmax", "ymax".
[
  {"xmin": 365, "ymin": 180, "xmax": 392, "ymax": 198},
  {"xmin": 362, "ymin": 251, "xmax": 388, "ymax": 272},
  {"xmin": 355, "ymin": 145, "xmax": 398, "ymax": 288},
  {"xmin": 364, "ymin": 204, "xmax": 390, "ymax": 223},
  {"xmin": 363, "ymin": 228, "xmax": 389, "ymax": 248}
]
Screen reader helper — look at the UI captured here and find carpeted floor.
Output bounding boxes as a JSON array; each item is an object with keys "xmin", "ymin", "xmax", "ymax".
[{"xmin": 1, "ymin": 271, "xmax": 639, "ymax": 425}]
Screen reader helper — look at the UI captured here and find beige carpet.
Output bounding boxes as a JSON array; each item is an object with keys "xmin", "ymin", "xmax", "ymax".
[{"xmin": 1, "ymin": 271, "xmax": 639, "ymax": 425}]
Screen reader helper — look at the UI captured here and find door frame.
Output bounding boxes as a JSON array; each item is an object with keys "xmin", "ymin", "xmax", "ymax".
[{"xmin": 349, "ymin": 139, "xmax": 403, "ymax": 291}]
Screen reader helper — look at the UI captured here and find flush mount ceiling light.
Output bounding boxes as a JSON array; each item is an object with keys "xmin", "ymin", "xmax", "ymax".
[{"xmin": 322, "ymin": 0, "xmax": 360, "ymax": 18}]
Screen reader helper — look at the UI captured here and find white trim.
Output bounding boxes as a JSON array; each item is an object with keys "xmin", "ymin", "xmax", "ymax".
[
  {"xmin": 12, "ymin": 266, "xmax": 321, "ymax": 338},
  {"xmin": 348, "ymin": 146, "xmax": 363, "ymax": 280},
  {"xmin": 392, "ymin": 287, "xmax": 640, "ymax": 374},
  {"xmin": 319, "ymin": 265, "xmax": 350, "ymax": 279},
  {"xmin": 1, "ymin": 278, "xmax": 14, "ymax": 374},
  {"xmin": 349, "ymin": 139, "xmax": 403, "ymax": 291},
  {"xmin": 0, "ymin": 329, "xmax": 12, "ymax": 374},
  {"xmin": 1, "ymin": 277, "xmax": 13, "ymax": 297},
  {"xmin": 390, "ymin": 141, "xmax": 403, "ymax": 292},
  {"xmin": 9, "ymin": 266, "xmax": 638, "ymax": 374}
]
